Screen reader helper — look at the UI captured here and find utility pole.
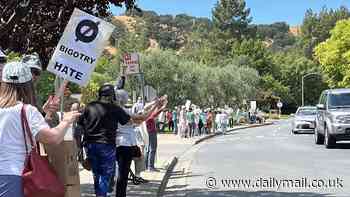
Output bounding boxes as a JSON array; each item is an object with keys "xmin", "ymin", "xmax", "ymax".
[{"xmin": 301, "ymin": 72, "xmax": 321, "ymax": 106}]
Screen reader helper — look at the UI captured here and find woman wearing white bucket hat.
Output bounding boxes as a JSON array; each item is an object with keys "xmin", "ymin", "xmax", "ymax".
[{"xmin": 0, "ymin": 61, "xmax": 80, "ymax": 197}]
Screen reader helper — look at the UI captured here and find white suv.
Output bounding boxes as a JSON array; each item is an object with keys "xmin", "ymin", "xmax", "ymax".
[{"xmin": 315, "ymin": 89, "xmax": 350, "ymax": 148}]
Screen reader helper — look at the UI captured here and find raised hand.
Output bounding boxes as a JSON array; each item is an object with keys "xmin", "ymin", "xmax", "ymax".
[{"xmin": 62, "ymin": 111, "xmax": 81, "ymax": 124}]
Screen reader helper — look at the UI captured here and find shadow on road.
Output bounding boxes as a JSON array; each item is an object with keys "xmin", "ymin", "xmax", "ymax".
[
  {"xmin": 168, "ymin": 170, "xmax": 203, "ymax": 180},
  {"xmin": 292, "ymin": 132, "xmax": 314, "ymax": 135},
  {"xmin": 223, "ymin": 132, "xmax": 240, "ymax": 136},
  {"xmin": 329, "ymin": 142, "xmax": 350, "ymax": 149},
  {"xmin": 164, "ymin": 188, "xmax": 334, "ymax": 197},
  {"xmin": 81, "ymin": 179, "xmax": 162, "ymax": 197}
]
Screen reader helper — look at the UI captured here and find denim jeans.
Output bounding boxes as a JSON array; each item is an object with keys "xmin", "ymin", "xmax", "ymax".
[
  {"xmin": 188, "ymin": 122, "xmax": 195, "ymax": 137},
  {"xmin": 0, "ymin": 175, "xmax": 23, "ymax": 197},
  {"xmin": 85, "ymin": 143, "xmax": 116, "ymax": 197},
  {"xmin": 173, "ymin": 120, "xmax": 178, "ymax": 134},
  {"xmin": 145, "ymin": 132, "xmax": 157, "ymax": 169}
]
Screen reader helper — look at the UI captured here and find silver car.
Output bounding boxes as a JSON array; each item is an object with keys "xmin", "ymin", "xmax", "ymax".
[
  {"xmin": 292, "ymin": 106, "xmax": 317, "ymax": 134},
  {"xmin": 315, "ymin": 89, "xmax": 350, "ymax": 148}
]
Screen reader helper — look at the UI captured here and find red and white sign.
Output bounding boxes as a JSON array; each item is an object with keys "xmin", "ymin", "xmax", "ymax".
[{"xmin": 124, "ymin": 53, "xmax": 140, "ymax": 75}]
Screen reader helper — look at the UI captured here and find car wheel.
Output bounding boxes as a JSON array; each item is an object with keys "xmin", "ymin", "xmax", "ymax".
[
  {"xmin": 292, "ymin": 130, "xmax": 297, "ymax": 134},
  {"xmin": 314, "ymin": 126, "xmax": 324, "ymax": 145},
  {"xmin": 324, "ymin": 126, "xmax": 336, "ymax": 148}
]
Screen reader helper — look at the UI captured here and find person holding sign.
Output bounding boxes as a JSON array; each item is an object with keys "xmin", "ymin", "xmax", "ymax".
[
  {"xmin": 0, "ymin": 62, "xmax": 80, "ymax": 197},
  {"xmin": 21, "ymin": 53, "xmax": 61, "ymax": 124},
  {"xmin": 114, "ymin": 90, "xmax": 166, "ymax": 197},
  {"xmin": 77, "ymin": 84, "xmax": 158, "ymax": 197}
]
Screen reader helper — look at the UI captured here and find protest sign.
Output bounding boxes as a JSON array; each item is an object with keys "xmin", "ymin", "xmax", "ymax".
[
  {"xmin": 47, "ymin": 8, "xmax": 114, "ymax": 86},
  {"xmin": 124, "ymin": 53, "xmax": 140, "ymax": 75}
]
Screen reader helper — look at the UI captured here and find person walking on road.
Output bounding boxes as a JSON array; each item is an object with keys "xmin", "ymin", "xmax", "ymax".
[{"xmin": 0, "ymin": 62, "xmax": 80, "ymax": 197}]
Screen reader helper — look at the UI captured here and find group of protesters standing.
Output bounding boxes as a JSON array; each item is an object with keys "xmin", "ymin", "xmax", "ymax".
[
  {"xmin": 0, "ymin": 49, "xmax": 232, "ymax": 197},
  {"xmin": 158, "ymin": 105, "xmax": 232, "ymax": 137},
  {"xmin": 0, "ymin": 50, "xmax": 168, "ymax": 197},
  {"xmin": 75, "ymin": 76, "xmax": 168, "ymax": 197}
]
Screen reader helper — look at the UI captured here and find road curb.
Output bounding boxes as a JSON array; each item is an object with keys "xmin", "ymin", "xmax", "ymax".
[
  {"xmin": 194, "ymin": 122, "xmax": 274, "ymax": 145},
  {"xmin": 156, "ymin": 122, "xmax": 273, "ymax": 196},
  {"xmin": 157, "ymin": 156, "xmax": 178, "ymax": 197}
]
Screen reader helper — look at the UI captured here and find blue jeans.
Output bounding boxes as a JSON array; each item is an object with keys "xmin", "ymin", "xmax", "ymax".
[
  {"xmin": 85, "ymin": 143, "xmax": 116, "ymax": 197},
  {"xmin": 173, "ymin": 120, "xmax": 178, "ymax": 134},
  {"xmin": 145, "ymin": 132, "xmax": 157, "ymax": 169},
  {"xmin": 188, "ymin": 122, "xmax": 195, "ymax": 137},
  {"xmin": 0, "ymin": 175, "xmax": 23, "ymax": 197}
]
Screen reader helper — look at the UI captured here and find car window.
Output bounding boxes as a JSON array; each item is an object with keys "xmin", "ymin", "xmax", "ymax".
[
  {"xmin": 328, "ymin": 93, "xmax": 350, "ymax": 108},
  {"xmin": 319, "ymin": 93, "xmax": 325, "ymax": 105},
  {"xmin": 296, "ymin": 109, "xmax": 317, "ymax": 116}
]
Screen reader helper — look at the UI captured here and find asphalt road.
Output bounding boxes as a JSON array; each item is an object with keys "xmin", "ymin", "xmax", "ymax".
[{"xmin": 164, "ymin": 120, "xmax": 350, "ymax": 197}]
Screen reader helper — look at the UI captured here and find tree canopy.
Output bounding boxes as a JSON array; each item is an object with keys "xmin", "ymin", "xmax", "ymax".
[
  {"xmin": 0, "ymin": 0, "xmax": 140, "ymax": 68},
  {"xmin": 315, "ymin": 19, "xmax": 350, "ymax": 88},
  {"xmin": 301, "ymin": 6, "xmax": 350, "ymax": 59}
]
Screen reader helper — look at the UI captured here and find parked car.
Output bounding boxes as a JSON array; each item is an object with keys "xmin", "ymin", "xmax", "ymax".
[
  {"xmin": 291, "ymin": 106, "xmax": 317, "ymax": 134},
  {"xmin": 315, "ymin": 89, "xmax": 350, "ymax": 148}
]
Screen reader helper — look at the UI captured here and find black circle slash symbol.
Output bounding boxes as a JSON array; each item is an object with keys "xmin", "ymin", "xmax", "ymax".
[{"xmin": 75, "ymin": 20, "xmax": 100, "ymax": 43}]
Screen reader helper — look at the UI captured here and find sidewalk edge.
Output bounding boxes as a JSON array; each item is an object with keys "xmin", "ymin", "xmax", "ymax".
[
  {"xmin": 194, "ymin": 122, "xmax": 274, "ymax": 145},
  {"xmin": 157, "ymin": 156, "xmax": 178, "ymax": 197}
]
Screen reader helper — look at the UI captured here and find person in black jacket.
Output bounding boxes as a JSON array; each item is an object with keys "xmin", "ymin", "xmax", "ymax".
[{"xmin": 78, "ymin": 84, "xmax": 144, "ymax": 197}]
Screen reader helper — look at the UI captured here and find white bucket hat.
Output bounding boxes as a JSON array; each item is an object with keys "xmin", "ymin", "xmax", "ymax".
[
  {"xmin": 115, "ymin": 89, "xmax": 129, "ymax": 105},
  {"xmin": 21, "ymin": 53, "xmax": 42, "ymax": 71},
  {"xmin": 2, "ymin": 62, "xmax": 32, "ymax": 84}
]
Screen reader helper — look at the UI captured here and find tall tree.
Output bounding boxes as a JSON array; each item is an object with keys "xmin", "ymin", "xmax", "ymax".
[
  {"xmin": 212, "ymin": 0, "xmax": 255, "ymax": 39},
  {"xmin": 301, "ymin": 6, "xmax": 350, "ymax": 59}
]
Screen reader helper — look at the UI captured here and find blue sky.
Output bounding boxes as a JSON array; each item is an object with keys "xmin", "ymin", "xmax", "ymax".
[{"xmin": 110, "ymin": 0, "xmax": 349, "ymax": 25}]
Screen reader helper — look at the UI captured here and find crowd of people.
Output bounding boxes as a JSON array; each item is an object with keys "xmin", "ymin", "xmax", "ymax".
[
  {"xmin": 156, "ymin": 106, "xmax": 232, "ymax": 137},
  {"xmin": 0, "ymin": 50, "xmax": 171, "ymax": 197},
  {"xmin": 0, "ymin": 49, "xmax": 262, "ymax": 197}
]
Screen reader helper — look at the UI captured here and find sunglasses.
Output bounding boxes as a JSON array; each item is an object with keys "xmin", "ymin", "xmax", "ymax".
[{"xmin": 30, "ymin": 68, "xmax": 41, "ymax": 77}]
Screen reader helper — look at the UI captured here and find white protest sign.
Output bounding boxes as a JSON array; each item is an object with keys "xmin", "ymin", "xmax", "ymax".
[
  {"xmin": 124, "ymin": 53, "xmax": 140, "ymax": 75},
  {"xmin": 47, "ymin": 8, "xmax": 114, "ymax": 86},
  {"xmin": 185, "ymin": 100, "xmax": 191, "ymax": 111},
  {"xmin": 277, "ymin": 101, "xmax": 283, "ymax": 108},
  {"xmin": 250, "ymin": 101, "xmax": 257, "ymax": 111}
]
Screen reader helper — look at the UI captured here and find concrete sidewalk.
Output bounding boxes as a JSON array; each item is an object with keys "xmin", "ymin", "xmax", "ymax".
[
  {"xmin": 80, "ymin": 134, "xmax": 196, "ymax": 197},
  {"xmin": 80, "ymin": 122, "xmax": 273, "ymax": 196}
]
